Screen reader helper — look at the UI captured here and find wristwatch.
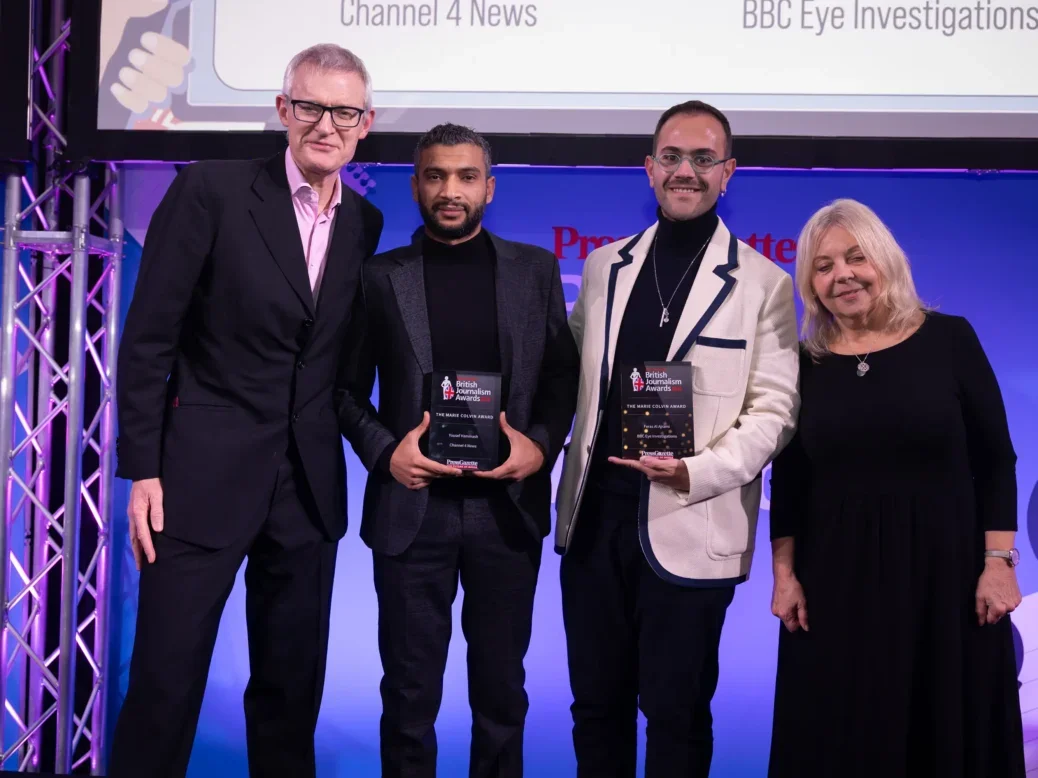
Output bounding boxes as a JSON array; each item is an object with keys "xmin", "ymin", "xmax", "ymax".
[{"xmin": 984, "ymin": 548, "xmax": 1020, "ymax": 567}]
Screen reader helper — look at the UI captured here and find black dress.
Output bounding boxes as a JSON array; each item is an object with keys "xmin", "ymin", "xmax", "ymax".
[{"xmin": 768, "ymin": 312, "xmax": 1025, "ymax": 778}]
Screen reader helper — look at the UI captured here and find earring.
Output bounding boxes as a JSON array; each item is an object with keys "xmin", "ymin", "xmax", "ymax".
[{"xmin": 721, "ymin": 190, "xmax": 727, "ymax": 197}]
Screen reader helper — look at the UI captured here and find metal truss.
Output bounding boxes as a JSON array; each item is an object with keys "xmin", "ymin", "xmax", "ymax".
[{"xmin": 0, "ymin": 0, "xmax": 123, "ymax": 772}]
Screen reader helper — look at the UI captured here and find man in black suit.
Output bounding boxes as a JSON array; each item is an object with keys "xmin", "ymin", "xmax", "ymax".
[
  {"xmin": 109, "ymin": 44, "xmax": 383, "ymax": 778},
  {"xmin": 339, "ymin": 124, "xmax": 579, "ymax": 778}
]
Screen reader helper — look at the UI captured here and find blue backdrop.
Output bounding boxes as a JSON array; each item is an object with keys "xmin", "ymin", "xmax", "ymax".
[{"xmin": 101, "ymin": 163, "xmax": 1038, "ymax": 777}]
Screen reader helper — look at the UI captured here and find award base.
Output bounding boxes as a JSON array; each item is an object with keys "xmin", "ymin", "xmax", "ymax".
[{"xmin": 620, "ymin": 362, "xmax": 694, "ymax": 460}]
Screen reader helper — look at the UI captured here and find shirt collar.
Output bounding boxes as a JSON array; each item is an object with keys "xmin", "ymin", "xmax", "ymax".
[{"xmin": 286, "ymin": 148, "xmax": 342, "ymax": 212}]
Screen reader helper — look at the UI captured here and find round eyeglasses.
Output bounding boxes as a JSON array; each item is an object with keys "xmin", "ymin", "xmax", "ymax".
[{"xmin": 651, "ymin": 153, "xmax": 732, "ymax": 174}]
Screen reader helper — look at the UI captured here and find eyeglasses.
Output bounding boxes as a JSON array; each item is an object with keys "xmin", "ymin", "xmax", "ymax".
[
  {"xmin": 651, "ymin": 152, "xmax": 732, "ymax": 174},
  {"xmin": 289, "ymin": 99, "xmax": 366, "ymax": 128}
]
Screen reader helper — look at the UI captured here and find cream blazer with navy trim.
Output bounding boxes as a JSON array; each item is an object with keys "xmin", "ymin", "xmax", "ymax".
[{"xmin": 554, "ymin": 217, "xmax": 800, "ymax": 585}]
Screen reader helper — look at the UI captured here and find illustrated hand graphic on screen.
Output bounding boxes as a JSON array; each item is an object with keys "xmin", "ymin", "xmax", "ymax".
[
  {"xmin": 99, "ymin": 0, "xmax": 173, "ymax": 78},
  {"xmin": 110, "ymin": 32, "xmax": 191, "ymax": 115},
  {"xmin": 97, "ymin": 0, "xmax": 195, "ymax": 129}
]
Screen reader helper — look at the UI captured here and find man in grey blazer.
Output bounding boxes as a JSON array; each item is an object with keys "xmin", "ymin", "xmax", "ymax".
[{"xmin": 338, "ymin": 123, "xmax": 579, "ymax": 778}]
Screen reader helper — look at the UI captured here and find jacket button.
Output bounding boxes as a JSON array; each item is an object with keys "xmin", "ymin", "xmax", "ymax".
[
  {"xmin": 297, "ymin": 360, "xmax": 305, "ymax": 370},
  {"xmin": 292, "ymin": 413, "xmax": 299, "ymax": 423},
  {"xmin": 303, "ymin": 318, "xmax": 314, "ymax": 328}
]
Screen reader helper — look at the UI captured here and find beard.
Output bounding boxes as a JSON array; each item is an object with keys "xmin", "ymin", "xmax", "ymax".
[{"xmin": 419, "ymin": 198, "xmax": 486, "ymax": 241}]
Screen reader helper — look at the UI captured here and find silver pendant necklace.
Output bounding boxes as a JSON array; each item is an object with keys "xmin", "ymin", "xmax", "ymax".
[
  {"xmin": 855, "ymin": 353, "xmax": 871, "ymax": 377},
  {"xmin": 651, "ymin": 234, "xmax": 710, "ymax": 328}
]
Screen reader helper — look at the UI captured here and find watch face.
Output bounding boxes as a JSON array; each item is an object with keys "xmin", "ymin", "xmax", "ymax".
[{"xmin": 1011, "ymin": 548, "xmax": 1021, "ymax": 566}]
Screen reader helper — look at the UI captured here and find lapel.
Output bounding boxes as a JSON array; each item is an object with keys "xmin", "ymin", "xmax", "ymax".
[
  {"xmin": 598, "ymin": 219, "xmax": 741, "ymax": 405},
  {"xmin": 600, "ymin": 228, "xmax": 652, "ymax": 407},
  {"xmin": 316, "ymin": 189, "xmax": 362, "ymax": 316},
  {"xmin": 667, "ymin": 218, "xmax": 740, "ymax": 361},
  {"xmin": 249, "ymin": 152, "xmax": 315, "ymax": 316},
  {"xmin": 388, "ymin": 239, "xmax": 434, "ymax": 375},
  {"xmin": 387, "ymin": 229, "xmax": 525, "ymax": 381},
  {"xmin": 488, "ymin": 231, "xmax": 524, "ymax": 385}
]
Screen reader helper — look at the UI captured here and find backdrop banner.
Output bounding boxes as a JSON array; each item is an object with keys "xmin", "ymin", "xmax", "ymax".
[{"xmin": 106, "ymin": 162, "xmax": 1038, "ymax": 777}]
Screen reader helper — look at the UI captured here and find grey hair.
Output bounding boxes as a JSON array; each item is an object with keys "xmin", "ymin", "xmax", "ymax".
[
  {"xmin": 413, "ymin": 123, "xmax": 493, "ymax": 176},
  {"xmin": 282, "ymin": 44, "xmax": 373, "ymax": 110},
  {"xmin": 795, "ymin": 198, "xmax": 929, "ymax": 359}
]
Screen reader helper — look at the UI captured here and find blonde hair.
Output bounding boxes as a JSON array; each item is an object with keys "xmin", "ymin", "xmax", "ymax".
[{"xmin": 795, "ymin": 198, "xmax": 927, "ymax": 359}]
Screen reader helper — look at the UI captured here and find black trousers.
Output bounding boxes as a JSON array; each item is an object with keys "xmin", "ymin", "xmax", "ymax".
[
  {"xmin": 372, "ymin": 489, "xmax": 542, "ymax": 778},
  {"xmin": 560, "ymin": 490, "xmax": 735, "ymax": 778},
  {"xmin": 108, "ymin": 451, "xmax": 338, "ymax": 778}
]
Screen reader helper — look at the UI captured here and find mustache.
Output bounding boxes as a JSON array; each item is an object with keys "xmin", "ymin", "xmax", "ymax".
[{"xmin": 666, "ymin": 177, "xmax": 704, "ymax": 188}]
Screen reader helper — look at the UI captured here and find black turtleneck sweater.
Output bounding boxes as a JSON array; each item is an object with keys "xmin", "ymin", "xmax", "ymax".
[
  {"xmin": 588, "ymin": 204, "xmax": 719, "ymax": 496},
  {"xmin": 422, "ymin": 230, "xmax": 501, "ymax": 377},
  {"xmin": 377, "ymin": 230, "xmax": 501, "ymax": 478},
  {"xmin": 419, "ymin": 230, "xmax": 506, "ymax": 496}
]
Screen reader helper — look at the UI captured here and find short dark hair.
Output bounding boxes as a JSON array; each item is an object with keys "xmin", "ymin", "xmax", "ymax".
[
  {"xmin": 652, "ymin": 100, "xmax": 733, "ymax": 157},
  {"xmin": 413, "ymin": 123, "xmax": 493, "ymax": 176}
]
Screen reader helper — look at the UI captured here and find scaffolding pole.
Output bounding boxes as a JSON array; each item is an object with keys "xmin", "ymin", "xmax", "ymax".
[
  {"xmin": 91, "ymin": 165, "xmax": 121, "ymax": 776},
  {"xmin": 0, "ymin": 0, "xmax": 122, "ymax": 770},
  {"xmin": 0, "ymin": 176, "xmax": 21, "ymax": 769},
  {"xmin": 27, "ymin": 0, "xmax": 68, "ymax": 759},
  {"xmin": 53, "ymin": 173, "xmax": 88, "ymax": 775},
  {"xmin": 1, "ymin": 169, "xmax": 122, "ymax": 773}
]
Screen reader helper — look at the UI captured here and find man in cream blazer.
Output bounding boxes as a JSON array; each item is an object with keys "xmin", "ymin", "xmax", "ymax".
[{"xmin": 554, "ymin": 101, "xmax": 800, "ymax": 777}]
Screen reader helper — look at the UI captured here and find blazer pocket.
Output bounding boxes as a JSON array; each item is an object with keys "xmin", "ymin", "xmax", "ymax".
[
  {"xmin": 691, "ymin": 342, "xmax": 746, "ymax": 397},
  {"xmin": 704, "ymin": 478, "xmax": 761, "ymax": 560}
]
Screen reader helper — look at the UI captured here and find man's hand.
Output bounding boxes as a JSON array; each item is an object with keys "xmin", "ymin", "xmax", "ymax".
[
  {"xmin": 128, "ymin": 478, "xmax": 164, "ymax": 569},
  {"xmin": 473, "ymin": 413, "xmax": 545, "ymax": 482},
  {"xmin": 390, "ymin": 412, "xmax": 462, "ymax": 490},
  {"xmin": 607, "ymin": 455, "xmax": 690, "ymax": 491},
  {"xmin": 976, "ymin": 558, "xmax": 1022, "ymax": 626}
]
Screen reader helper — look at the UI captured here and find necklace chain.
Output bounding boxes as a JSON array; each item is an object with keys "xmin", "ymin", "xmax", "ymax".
[
  {"xmin": 838, "ymin": 335, "xmax": 879, "ymax": 378},
  {"xmin": 855, "ymin": 352, "xmax": 871, "ymax": 377},
  {"xmin": 651, "ymin": 234, "xmax": 710, "ymax": 328}
]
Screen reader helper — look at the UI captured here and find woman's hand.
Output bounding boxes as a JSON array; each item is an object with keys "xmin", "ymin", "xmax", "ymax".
[
  {"xmin": 772, "ymin": 573, "xmax": 809, "ymax": 633},
  {"xmin": 976, "ymin": 559, "xmax": 1022, "ymax": 626}
]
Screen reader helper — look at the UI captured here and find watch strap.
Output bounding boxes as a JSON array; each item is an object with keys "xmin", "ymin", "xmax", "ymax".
[{"xmin": 984, "ymin": 549, "xmax": 1019, "ymax": 567}]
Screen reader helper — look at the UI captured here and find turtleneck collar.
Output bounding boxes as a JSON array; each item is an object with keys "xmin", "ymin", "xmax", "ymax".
[
  {"xmin": 655, "ymin": 204, "xmax": 719, "ymax": 255},
  {"xmin": 422, "ymin": 228, "xmax": 492, "ymax": 262}
]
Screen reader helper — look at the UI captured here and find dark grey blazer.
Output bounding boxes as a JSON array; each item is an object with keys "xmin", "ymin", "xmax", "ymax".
[{"xmin": 337, "ymin": 230, "xmax": 579, "ymax": 556}]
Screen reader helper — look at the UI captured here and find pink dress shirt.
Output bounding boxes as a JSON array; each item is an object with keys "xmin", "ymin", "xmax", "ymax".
[{"xmin": 285, "ymin": 150, "xmax": 342, "ymax": 300}]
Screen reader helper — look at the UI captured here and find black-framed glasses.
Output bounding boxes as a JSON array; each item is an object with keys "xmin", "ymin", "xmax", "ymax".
[
  {"xmin": 289, "ymin": 99, "xmax": 366, "ymax": 128},
  {"xmin": 651, "ymin": 152, "xmax": 732, "ymax": 174}
]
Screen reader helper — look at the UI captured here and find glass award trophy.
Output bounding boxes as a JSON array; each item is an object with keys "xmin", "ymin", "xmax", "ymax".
[
  {"xmin": 620, "ymin": 362, "xmax": 695, "ymax": 459},
  {"xmin": 428, "ymin": 370, "xmax": 502, "ymax": 471}
]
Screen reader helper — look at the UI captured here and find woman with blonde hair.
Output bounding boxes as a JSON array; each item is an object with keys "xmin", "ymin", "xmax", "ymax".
[{"xmin": 767, "ymin": 198, "xmax": 1025, "ymax": 777}]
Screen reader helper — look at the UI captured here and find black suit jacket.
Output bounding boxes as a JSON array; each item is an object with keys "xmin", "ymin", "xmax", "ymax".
[
  {"xmin": 338, "ymin": 231, "xmax": 579, "ymax": 556},
  {"xmin": 116, "ymin": 152, "xmax": 384, "ymax": 548}
]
